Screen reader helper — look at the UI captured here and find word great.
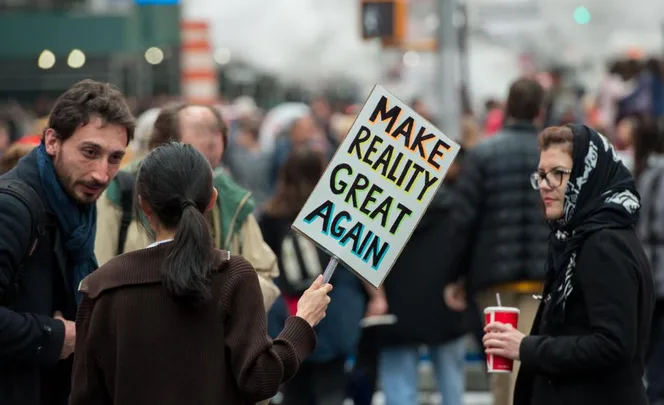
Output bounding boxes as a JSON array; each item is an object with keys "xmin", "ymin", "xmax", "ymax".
[
  {"xmin": 369, "ymin": 95, "xmax": 451, "ymax": 172},
  {"xmin": 330, "ymin": 163, "xmax": 412, "ymax": 234},
  {"xmin": 304, "ymin": 200, "xmax": 389, "ymax": 270}
]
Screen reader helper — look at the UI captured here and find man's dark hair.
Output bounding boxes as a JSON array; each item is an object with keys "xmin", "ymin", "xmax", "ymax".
[
  {"xmin": 149, "ymin": 102, "xmax": 228, "ymax": 151},
  {"xmin": 46, "ymin": 79, "xmax": 135, "ymax": 145},
  {"xmin": 504, "ymin": 77, "xmax": 545, "ymax": 122}
]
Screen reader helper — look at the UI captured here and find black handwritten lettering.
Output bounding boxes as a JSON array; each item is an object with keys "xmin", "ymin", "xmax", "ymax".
[
  {"xmin": 304, "ymin": 200, "xmax": 334, "ymax": 231},
  {"xmin": 391, "ymin": 116, "xmax": 414, "ymax": 148},
  {"xmin": 427, "ymin": 139, "xmax": 450, "ymax": 170},
  {"xmin": 364, "ymin": 135, "xmax": 383, "ymax": 166},
  {"xmin": 411, "ymin": 127, "xmax": 436, "ymax": 160},
  {"xmin": 356, "ymin": 229, "xmax": 375, "ymax": 256},
  {"xmin": 330, "ymin": 163, "xmax": 352, "ymax": 194},
  {"xmin": 304, "ymin": 200, "xmax": 390, "ymax": 270},
  {"xmin": 359, "ymin": 184, "xmax": 383, "ymax": 216},
  {"xmin": 364, "ymin": 235, "xmax": 389, "ymax": 270},
  {"xmin": 372, "ymin": 144, "xmax": 393, "ymax": 177},
  {"xmin": 369, "ymin": 95, "xmax": 401, "ymax": 133},
  {"xmin": 396, "ymin": 159, "xmax": 413, "ymax": 187},
  {"xmin": 404, "ymin": 163, "xmax": 425, "ymax": 192},
  {"xmin": 347, "ymin": 126, "xmax": 372, "ymax": 159},
  {"xmin": 370, "ymin": 196, "xmax": 393, "ymax": 229},
  {"xmin": 340, "ymin": 222, "xmax": 363, "ymax": 252},
  {"xmin": 344, "ymin": 173, "xmax": 371, "ymax": 207},
  {"xmin": 387, "ymin": 151, "xmax": 404, "ymax": 182},
  {"xmin": 417, "ymin": 171, "xmax": 439, "ymax": 201},
  {"xmin": 390, "ymin": 203, "xmax": 413, "ymax": 234},
  {"xmin": 330, "ymin": 211, "xmax": 352, "ymax": 238}
]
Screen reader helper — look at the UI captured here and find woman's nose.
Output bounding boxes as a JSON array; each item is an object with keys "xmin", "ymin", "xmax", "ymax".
[
  {"xmin": 539, "ymin": 183, "xmax": 555, "ymax": 194},
  {"xmin": 538, "ymin": 178, "xmax": 554, "ymax": 191}
]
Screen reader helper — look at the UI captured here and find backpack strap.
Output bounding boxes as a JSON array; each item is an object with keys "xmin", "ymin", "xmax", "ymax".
[
  {"xmin": 115, "ymin": 171, "xmax": 135, "ymax": 256},
  {"xmin": 0, "ymin": 179, "xmax": 47, "ymax": 303}
]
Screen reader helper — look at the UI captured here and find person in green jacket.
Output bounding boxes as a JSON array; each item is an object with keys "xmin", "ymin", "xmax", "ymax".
[{"xmin": 95, "ymin": 102, "xmax": 280, "ymax": 309}]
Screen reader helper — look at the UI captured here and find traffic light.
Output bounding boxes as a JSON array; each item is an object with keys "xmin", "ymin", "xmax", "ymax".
[
  {"xmin": 360, "ymin": 0, "xmax": 407, "ymax": 46},
  {"xmin": 573, "ymin": 6, "xmax": 591, "ymax": 24}
]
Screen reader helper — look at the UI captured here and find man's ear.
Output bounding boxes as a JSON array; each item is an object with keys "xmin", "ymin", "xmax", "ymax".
[{"xmin": 43, "ymin": 128, "xmax": 60, "ymax": 157}]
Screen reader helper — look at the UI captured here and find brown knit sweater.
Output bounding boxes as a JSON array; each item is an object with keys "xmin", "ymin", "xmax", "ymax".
[{"xmin": 69, "ymin": 243, "xmax": 316, "ymax": 405}]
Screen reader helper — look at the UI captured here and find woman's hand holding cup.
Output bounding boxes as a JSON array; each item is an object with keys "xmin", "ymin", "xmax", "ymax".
[{"xmin": 296, "ymin": 275, "xmax": 333, "ymax": 327}]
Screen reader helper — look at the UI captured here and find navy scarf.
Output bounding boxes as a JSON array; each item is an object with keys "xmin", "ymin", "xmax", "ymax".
[
  {"xmin": 544, "ymin": 125, "xmax": 641, "ymax": 327},
  {"xmin": 37, "ymin": 144, "xmax": 98, "ymax": 305}
]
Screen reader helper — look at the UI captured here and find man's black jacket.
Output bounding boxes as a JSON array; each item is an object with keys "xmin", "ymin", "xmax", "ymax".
[{"xmin": 0, "ymin": 149, "xmax": 76, "ymax": 405}]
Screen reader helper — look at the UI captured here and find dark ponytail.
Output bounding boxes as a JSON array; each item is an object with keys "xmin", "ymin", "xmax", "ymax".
[{"xmin": 136, "ymin": 142, "xmax": 215, "ymax": 303}]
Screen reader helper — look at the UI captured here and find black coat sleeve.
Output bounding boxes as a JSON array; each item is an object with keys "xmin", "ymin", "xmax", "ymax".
[
  {"xmin": 520, "ymin": 229, "xmax": 640, "ymax": 375},
  {"xmin": 440, "ymin": 149, "xmax": 486, "ymax": 284},
  {"xmin": 0, "ymin": 193, "xmax": 65, "ymax": 365}
]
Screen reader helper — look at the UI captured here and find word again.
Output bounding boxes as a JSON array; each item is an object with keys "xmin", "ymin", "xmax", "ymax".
[{"xmin": 304, "ymin": 200, "xmax": 390, "ymax": 271}]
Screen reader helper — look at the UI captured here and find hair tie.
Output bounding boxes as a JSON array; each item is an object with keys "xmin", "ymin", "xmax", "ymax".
[{"xmin": 180, "ymin": 200, "xmax": 195, "ymax": 211}]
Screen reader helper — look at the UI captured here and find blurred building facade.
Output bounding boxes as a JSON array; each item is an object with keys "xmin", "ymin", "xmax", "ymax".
[{"xmin": 0, "ymin": 0, "xmax": 180, "ymax": 102}]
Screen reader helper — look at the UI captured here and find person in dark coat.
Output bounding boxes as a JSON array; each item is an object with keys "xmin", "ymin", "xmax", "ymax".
[
  {"xmin": 70, "ymin": 143, "xmax": 333, "ymax": 405},
  {"xmin": 440, "ymin": 77, "xmax": 549, "ymax": 405},
  {"xmin": 0, "ymin": 80, "xmax": 135, "ymax": 405},
  {"xmin": 261, "ymin": 149, "xmax": 366, "ymax": 405},
  {"xmin": 633, "ymin": 115, "xmax": 664, "ymax": 404},
  {"xmin": 483, "ymin": 124, "xmax": 654, "ymax": 405},
  {"xmin": 374, "ymin": 153, "xmax": 470, "ymax": 405}
]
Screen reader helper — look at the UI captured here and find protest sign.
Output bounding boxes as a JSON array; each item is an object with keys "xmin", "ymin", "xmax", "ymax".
[{"xmin": 292, "ymin": 85, "xmax": 460, "ymax": 287}]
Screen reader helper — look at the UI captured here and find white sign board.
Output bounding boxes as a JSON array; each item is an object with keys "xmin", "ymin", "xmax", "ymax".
[{"xmin": 292, "ymin": 85, "xmax": 461, "ymax": 287}]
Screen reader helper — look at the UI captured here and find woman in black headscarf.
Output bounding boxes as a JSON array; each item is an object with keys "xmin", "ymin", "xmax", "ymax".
[{"xmin": 483, "ymin": 124, "xmax": 654, "ymax": 405}]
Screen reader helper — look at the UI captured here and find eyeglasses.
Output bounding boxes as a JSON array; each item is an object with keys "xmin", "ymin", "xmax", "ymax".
[{"xmin": 530, "ymin": 168, "xmax": 572, "ymax": 190}]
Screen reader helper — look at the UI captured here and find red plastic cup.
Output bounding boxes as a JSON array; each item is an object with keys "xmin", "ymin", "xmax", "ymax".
[{"xmin": 484, "ymin": 306, "xmax": 520, "ymax": 373}]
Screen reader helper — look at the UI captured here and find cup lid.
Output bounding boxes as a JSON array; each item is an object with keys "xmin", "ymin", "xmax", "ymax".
[{"xmin": 484, "ymin": 306, "xmax": 520, "ymax": 313}]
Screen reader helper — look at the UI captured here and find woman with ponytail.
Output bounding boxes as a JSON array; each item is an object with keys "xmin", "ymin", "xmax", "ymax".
[{"xmin": 70, "ymin": 142, "xmax": 333, "ymax": 405}]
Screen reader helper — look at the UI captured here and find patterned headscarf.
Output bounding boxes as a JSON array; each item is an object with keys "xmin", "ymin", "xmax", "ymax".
[{"xmin": 545, "ymin": 124, "xmax": 640, "ymax": 326}]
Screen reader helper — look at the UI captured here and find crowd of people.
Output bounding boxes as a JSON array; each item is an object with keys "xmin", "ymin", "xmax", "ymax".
[{"xmin": 0, "ymin": 54, "xmax": 663, "ymax": 405}]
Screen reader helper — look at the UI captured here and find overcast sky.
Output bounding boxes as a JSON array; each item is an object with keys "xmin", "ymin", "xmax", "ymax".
[{"xmin": 182, "ymin": 0, "xmax": 664, "ymax": 106}]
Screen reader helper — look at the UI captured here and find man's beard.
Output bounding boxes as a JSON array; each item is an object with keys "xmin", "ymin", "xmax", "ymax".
[{"xmin": 54, "ymin": 154, "xmax": 106, "ymax": 205}]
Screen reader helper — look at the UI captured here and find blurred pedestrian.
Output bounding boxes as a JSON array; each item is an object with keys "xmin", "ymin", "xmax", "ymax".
[
  {"xmin": 634, "ymin": 116, "xmax": 664, "ymax": 404},
  {"xmin": 375, "ymin": 151, "xmax": 469, "ymax": 405},
  {"xmin": 441, "ymin": 77, "xmax": 549, "ymax": 405},
  {"xmin": 261, "ymin": 149, "xmax": 365, "ymax": 405},
  {"xmin": 94, "ymin": 102, "xmax": 281, "ymax": 311},
  {"xmin": 0, "ymin": 138, "xmax": 39, "ymax": 174}
]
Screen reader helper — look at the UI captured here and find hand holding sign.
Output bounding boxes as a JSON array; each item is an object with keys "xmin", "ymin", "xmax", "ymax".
[{"xmin": 296, "ymin": 275, "xmax": 333, "ymax": 327}]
